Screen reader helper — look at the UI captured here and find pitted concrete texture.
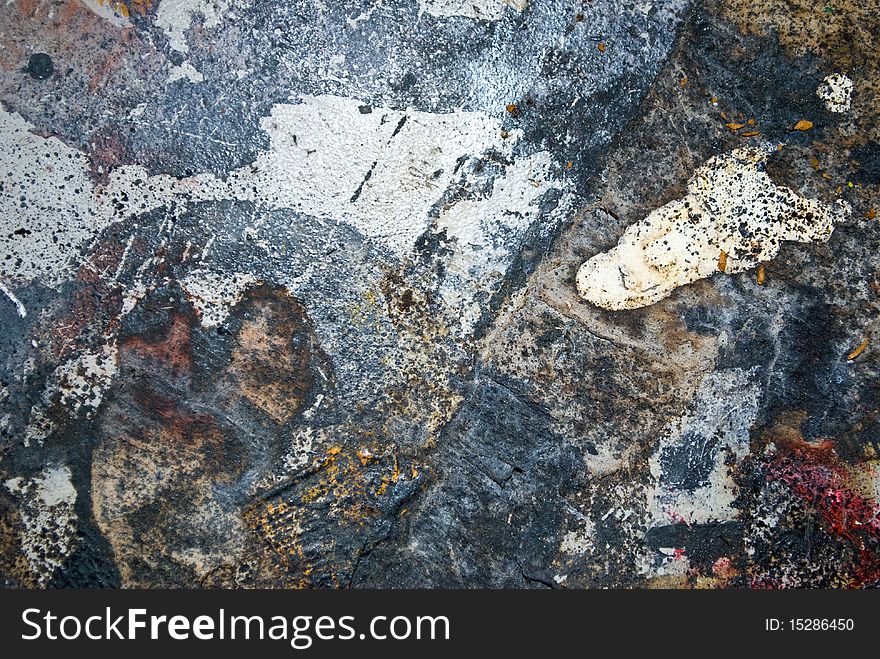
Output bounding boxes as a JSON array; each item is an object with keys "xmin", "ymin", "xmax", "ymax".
[{"xmin": 1, "ymin": 1, "xmax": 879, "ymax": 588}]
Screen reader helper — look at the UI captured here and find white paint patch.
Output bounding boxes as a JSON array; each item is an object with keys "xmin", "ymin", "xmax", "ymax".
[
  {"xmin": 154, "ymin": 0, "xmax": 229, "ymax": 53},
  {"xmin": 181, "ymin": 269, "xmax": 257, "ymax": 327},
  {"xmin": 54, "ymin": 343, "xmax": 119, "ymax": 417},
  {"xmin": 2, "ymin": 96, "xmax": 567, "ymax": 333},
  {"xmin": 4, "ymin": 465, "xmax": 78, "ymax": 585},
  {"xmin": 654, "ymin": 551, "xmax": 690, "ymax": 577},
  {"xmin": 222, "ymin": 95, "xmax": 516, "ymax": 257},
  {"xmin": 434, "ymin": 150, "xmax": 570, "ymax": 330},
  {"xmin": 647, "ymin": 368, "xmax": 760, "ymax": 526},
  {"xmin": 79, "ymin": 0, "xmax": 133, "ymax": 27},
  {"xmin": 817, "ymin": 73, "xmax": 853, "ymax": 114},
  {"xmin": 0, "ymin": 108, "xmax": 182, "ymax": 289},
  {"xmin": 577, "ymin": 146, "xmax": 851, "ymax": 310},
  {"xmin": 559, "ymin": 521, "xmax": 595, "ymax": 555},
  {"xmin": 0, "ymin": 109, "xmax": 99, "ymax": 286},
  {"xmin": 420, "ymin": 0, "xmax": 527, "ymax": 21},
  {"xmin": 166, "ymin": 60, "xmax": 205, "ymax": 84}
]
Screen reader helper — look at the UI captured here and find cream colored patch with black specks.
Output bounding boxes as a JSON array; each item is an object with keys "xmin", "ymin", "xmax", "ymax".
[
  {"xmin": 816, "ymin": 73, "xmax": 853, "ymax": 114},
  {"xmin": 4, "ymin": 465, "xmax": 78, "ymax": 585},
  {"xmin": 576, "ymin": 146, "xmax": 850, "ymax": 310}
]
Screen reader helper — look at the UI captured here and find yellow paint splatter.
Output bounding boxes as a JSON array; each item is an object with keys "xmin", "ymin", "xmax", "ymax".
[{"xmin": 848, "ymin": 339, "xmax": 868, "ymax": 361}]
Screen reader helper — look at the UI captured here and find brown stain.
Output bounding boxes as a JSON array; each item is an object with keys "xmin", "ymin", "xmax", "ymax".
[
  {"xmin": 0, "ymin": 0, "xmax": 168, "ymax": 182},
  {"xmin": 16, "ymin": 0, "xmax": 40, "ymax": 17},
  {"xmin": 42, "ymin": 240, "xmax": 133, "ymax": 360},
  {"xmin": 229, "ymin": 286, "xmax": 321, "ymax": 425},
  {"xmin": 128, "ymin": 0, "xmax": 153, "ymax": 15},
  {"xmin": 86, "ymin": 282, "xmax": 335, "ymax": 585},
  {"xmin": 86, "ymin": 125, "xmax": 131, "ymax": 179},
  {"xmin": 121, "ymin": 383, "xmax": 233, "ymax": 471},
  {"xmin": 760, "ymin": 414, "xmax": 838, "ymax": 463},
  {"xmin": 122, "ymin": 313, "xmax": 193, "ymax": 373},
  {"xmin": 379, "ymin": 270, "xmax": 420, "ymax": 315},
  {"xmin": 109, "ymin": 300, "xmax": 238, "ymax": 473}
]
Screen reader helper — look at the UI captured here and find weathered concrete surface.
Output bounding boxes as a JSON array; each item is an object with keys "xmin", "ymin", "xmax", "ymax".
[{"xmin": 1, "ymin": 0, "xmax": 878, "ymax": 588}]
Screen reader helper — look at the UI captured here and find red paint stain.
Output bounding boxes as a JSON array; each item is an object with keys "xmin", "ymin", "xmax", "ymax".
[
  {"xmin": 712, "ymin": 556, "xmax": 733, "ymax": 577},
  {"xmin": 765, "ymin": 442, "xmax": 880, "ymax": 588},
  {"xmin": 667, "ymin": 511, "xmax": 692, "ymax": 527}
]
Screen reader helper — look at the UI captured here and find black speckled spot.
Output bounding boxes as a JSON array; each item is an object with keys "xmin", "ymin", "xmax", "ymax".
[{"xmin": 26, "ymin": 53, "xmax": 54, "ymax": 80}]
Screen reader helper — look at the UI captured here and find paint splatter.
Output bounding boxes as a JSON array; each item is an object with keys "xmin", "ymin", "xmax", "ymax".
[
  {"xmin": 576, "ymin": 146, "xmax": 850, "ymax": 310},
  {"xmin": 816, "ymin": 73, "xmax": 853, "ymax": 114}
]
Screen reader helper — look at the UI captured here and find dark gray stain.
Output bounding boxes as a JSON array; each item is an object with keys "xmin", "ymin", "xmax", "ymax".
[{"xmin": 26, "ymin": 53, "xmax": 53, "ymax": 81}]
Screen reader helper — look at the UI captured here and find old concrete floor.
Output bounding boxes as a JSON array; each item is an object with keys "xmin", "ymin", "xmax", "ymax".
[{"xmin": 1, "ymin": 0, "xmax": 879, "ymax": 588}]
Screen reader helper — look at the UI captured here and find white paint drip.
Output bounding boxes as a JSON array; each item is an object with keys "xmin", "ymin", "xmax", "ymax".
[
  {"xmin": 816, "ymin": 73, "xmax": 853, "ymax": 114},
  {"xmin": 0, "ymin": 280, "xmax": 27, "ymax": 317},
  {"xmin": 577, "ymin": 146, "xmax": 851, "ymax": 310},
  {"xmin": 4, "ymin": 465, "xmax": 78, "ymax": 585}
]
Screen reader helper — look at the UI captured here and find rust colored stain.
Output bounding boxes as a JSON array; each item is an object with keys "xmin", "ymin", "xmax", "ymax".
[
  {"xmin": 122, "ymin": 313, "xmax": 194, "ymax": 373},
  {"xmin": 230, "ymin": 286, "xmax": 319, "ymax": 425}
]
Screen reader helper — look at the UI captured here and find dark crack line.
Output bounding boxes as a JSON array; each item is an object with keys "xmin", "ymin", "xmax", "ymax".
[
  {"xmin": 389, "ymin": 114, "xmax": 408, "ymax": 139},
  {"xmin": 350, "ymin": 160, "xmax": 377, "ymax": 203},
  {"xmin": 518, "ymin": 563, "xmax": 559, "ymax": 589}
]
